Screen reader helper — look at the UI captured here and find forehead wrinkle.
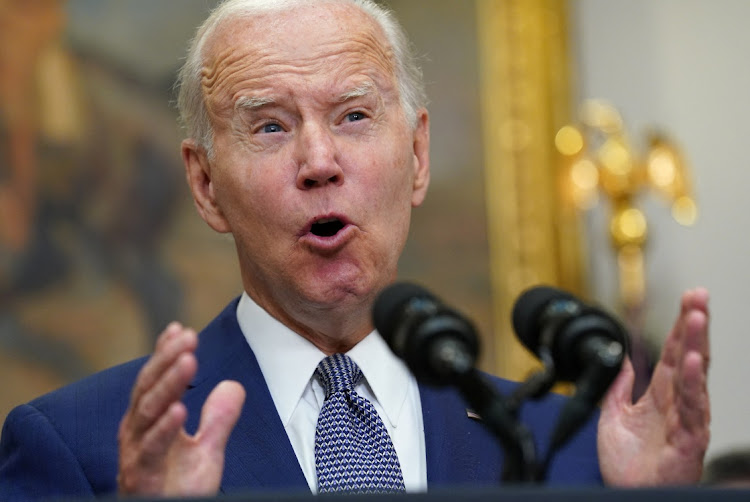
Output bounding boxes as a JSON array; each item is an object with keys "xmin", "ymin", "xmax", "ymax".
[
  {"xmin": 201, "ymin": 12, "xmax": 397, "ymax": 116},
  {"xmin": 202, "ymin": 45, "xmax": 274, "ymax": 101},
  {"xmin": 341, "ymin": 30, "xmax": 395, "ymax": 82}
]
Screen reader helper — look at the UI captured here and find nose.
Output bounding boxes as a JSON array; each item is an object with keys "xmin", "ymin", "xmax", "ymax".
[{"xmin": 295, "ymin": 123, "xmax": 344, "ymax": 190}]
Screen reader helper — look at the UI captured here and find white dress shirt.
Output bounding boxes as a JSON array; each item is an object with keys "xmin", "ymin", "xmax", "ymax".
[{"xmin": 236, "ymin": 292, "xmax": 427, "ymax": 493}]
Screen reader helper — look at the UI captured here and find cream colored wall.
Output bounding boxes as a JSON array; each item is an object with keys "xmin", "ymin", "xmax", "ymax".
[{"xmin": 573, "ymin": 0, "xmax": 750, "ymax": 460}]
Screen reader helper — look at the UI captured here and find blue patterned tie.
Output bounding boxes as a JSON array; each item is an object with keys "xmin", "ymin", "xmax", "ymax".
[{"xmin": 314, "ymin": 353, "xmax": 406, "ymax": 493}]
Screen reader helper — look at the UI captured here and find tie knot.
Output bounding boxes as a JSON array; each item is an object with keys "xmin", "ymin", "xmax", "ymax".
[{"xmin": 315, "ymin": 353, "xmax": 363, "ymax": 398}]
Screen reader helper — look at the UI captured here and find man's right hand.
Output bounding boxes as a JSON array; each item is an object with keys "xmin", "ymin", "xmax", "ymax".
[{"xmin": 117, "ymin": 322, "xmax": 246, "ymax": 496}]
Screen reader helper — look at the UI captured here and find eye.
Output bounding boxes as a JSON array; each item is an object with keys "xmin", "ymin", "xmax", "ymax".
[
  {"xmin": 261, "ymin": 123, "xmax": 283, "ymax": 133},
  {"xmin": 346, "ymin": 111, "xmax": 366, "ymax": 122}
]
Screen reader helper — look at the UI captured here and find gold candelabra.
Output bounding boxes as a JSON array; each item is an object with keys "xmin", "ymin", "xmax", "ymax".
[{"xmin": 555, "ymin": 100, "xmax": 697, "ymax": 309}]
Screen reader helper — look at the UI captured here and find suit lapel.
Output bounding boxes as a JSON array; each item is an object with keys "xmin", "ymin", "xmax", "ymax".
[
  {"xmin": 420, "ymin": 381, "xmax": 506, "ymax": 488},
  {"xmin": 184, "ymin": 299, "xmax": 309, "ymax": 494},
  {"xmin": 420, "ymin": 382, "xmax": 475, "ymax": 486}
]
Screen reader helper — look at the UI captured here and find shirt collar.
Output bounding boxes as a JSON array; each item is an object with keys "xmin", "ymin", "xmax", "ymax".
[
  {"xmin": 236, "ymin": 292, "xmax": 325, "ymax": 426},
  {"xmin": 236, "ymin": 292, "xmax": 413, "ymax": 428},
  {"xmin": 347, "ymin": 325, "xmax": 413, "ymax": 429}
]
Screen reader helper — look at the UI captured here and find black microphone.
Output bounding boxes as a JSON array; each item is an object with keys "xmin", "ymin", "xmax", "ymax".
[
  {"xmin": 512, "ymin": 285, "xmax": 627, "ymax": 453},
  {"xmin": 372, "ymin": 282, "xmax": 479, "ymax": 386},
  {"xmin": 512, "ymin": 285, "xmax": 627, "ymax": 384}
]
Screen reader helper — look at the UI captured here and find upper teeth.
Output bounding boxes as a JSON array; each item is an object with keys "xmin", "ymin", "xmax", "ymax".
[{"xmin": 316, "ymin": 218, "xmax": 337, "ymax": 224}]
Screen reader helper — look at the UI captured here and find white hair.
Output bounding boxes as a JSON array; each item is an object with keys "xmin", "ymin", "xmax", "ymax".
[{"xmin": 175, "ymin": 0, "xmax": 427, "ymax": 156}]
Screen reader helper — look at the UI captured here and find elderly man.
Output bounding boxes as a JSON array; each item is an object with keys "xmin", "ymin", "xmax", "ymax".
[{"xmin": 0, "ymin": 0, "xmax": 710, "ymax": 499}]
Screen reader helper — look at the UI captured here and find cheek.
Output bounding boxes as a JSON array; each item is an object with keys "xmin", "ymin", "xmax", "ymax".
[
  {"xmin": 354, "ymin": 136, "xmax": 414, "ymax": 193},
  {"xmin": 355, "ymin": 151, "xmax": 415, "ymax": 241},
  {"xmin": 368, "ymin": 147, "xmax": 416, "ymax": 210},
  {"xmin": 212, "ymin": 156, "xmax": 283, "ymax": 230},
  {"xmin": 214, "ymin": 134, "xmax": 290, "ymax": 199}
]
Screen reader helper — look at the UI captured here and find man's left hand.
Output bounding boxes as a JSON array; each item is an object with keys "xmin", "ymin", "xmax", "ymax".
[{"xmin": 597, "ymin": 288, "xmax": 710, "ymax": 485}]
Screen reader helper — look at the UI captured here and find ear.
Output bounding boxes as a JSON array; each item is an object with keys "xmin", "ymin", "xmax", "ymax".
[
  {"xmin": 410, "ymin": 108, "xmax": 430, "ymax": 207},
  {"xmin": 182, "ymin": 139, "xmax": 232, "ymax": 233}
]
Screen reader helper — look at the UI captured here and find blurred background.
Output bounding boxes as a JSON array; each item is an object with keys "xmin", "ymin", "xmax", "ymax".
[{"xmin": 0, "ymin": 0, "xmax": 747, "ymax": 466}]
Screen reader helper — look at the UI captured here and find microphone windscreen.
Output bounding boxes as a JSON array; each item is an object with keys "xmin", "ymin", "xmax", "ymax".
[
  {"xmin": 511, "ymin": 285, "xmax": 576, "ymax": 354},
  {"xmin": 372, "ymin": 282, "xmax": 435, "ymax": 342}
]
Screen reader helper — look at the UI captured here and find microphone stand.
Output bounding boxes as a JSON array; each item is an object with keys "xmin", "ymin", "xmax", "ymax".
[
  {"xmin": 505, "ymin": 306, "xmax": 573, "ymax": 417},
  {"xmin": 454, "ymin": 369, "xmax": 541, "ymax": 483},
  {"xmin": 505, "ymin": 350, "xmax": 557, "ymax": 416},
  {"xmin": 502, "ymin": 335, "xmax": 624, "ymax": 481}
]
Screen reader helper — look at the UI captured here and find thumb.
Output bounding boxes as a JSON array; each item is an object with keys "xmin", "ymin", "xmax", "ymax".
[
  {"xmin": 601, "ymin": 356, "xmax": 635, "ymax": 416},
  {"xmin": 197, "ymin": 380, "xmax": 246, "ymax": 451}
]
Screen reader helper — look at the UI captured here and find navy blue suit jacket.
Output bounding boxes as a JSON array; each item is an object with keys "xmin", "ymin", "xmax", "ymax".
[{"xmin": 0, "ymin": 299, "xmax": 602, "ymax": 499}]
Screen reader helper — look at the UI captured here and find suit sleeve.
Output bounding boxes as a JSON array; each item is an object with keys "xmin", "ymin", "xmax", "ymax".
[{"xmin": 0, "ymin": 403, "xmax": 95, "ymax": 500}]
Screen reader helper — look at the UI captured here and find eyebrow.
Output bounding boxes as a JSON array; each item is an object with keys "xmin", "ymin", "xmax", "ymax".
[
  {"xmin": 233, "ymin": 81, "xmax": 376, "ymax": 112},
  {"xmin": 234, "ymin": 95, "xmax": 275, "ymax": 111},
  {"xmin": 338, "ymin": 81, "xmax": 375, "ymax": 102}
]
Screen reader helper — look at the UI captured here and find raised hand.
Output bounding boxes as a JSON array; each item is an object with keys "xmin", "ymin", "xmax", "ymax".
[
  {"xmin": 117, "ymin": 323, "xmax": 245, "ymax": 496},
  {"xmin": 598, "ymin": 288, "xmax": 710, "ymax": 486}
]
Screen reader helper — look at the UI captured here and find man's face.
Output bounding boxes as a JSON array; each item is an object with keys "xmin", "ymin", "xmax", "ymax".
[{"xmin": 183, "ymin": 2, "xmax": 430, "ymax": 334}]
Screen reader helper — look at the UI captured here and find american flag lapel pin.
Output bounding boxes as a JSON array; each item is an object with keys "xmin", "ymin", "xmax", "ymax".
[{"xmin": 466, "ymin": 409, "xmax": 482, "ymax": 420}]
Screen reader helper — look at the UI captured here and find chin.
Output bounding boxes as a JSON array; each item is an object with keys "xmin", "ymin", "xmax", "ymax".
[
  {"xmin": 294, "ymin": 252, "xmax": 398, "ymax": 309},
  {"xmin": 302, "ymin": 270, "xmax": 381, "ymax": 310}
]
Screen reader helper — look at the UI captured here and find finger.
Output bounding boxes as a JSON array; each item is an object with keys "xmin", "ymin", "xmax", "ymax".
[
  {"xmin": 676, "ymin": 350, "xmax": 711, "ymax": 436},
  {"xmin": 601, "ymin": 356, "xmax": 635, "ymax": 415},
  {"xmin": 684, "ymin": 287, "xmax": 709, "ymax": 317},
  {"xmin": 661, "ymin": 288, "xmax": 701, "ymax": 368},
  {"xmin": 131, "ymin": 326, "xmax": 198, "ymax": 406},
  {"xmin": 154, "ymin": 322, "xmax": 184, "ymax": 352},
  {"xmin": 119, "ymin": 326, "xmax": 189, "ymax": 443},
  {"xmin": 672, "ymin": 308, "xmax": 710, "ymax": 432},
  {"xmin": 118, "ymin": 401, "xmax": 188, "ymax": 495},
  {"xmin": 670, "ymin": 303, "xmax": 710, "ymax": 393},
  {"xmin": 129, "ymin": 352, "xmax": 197, "ymax": 436},
  {"xmin": 139, "ymin": 401, "xmax": 189, "ymax": 466},
  {"xmin": 196, "ymin": 381, "xmax": 246, "ymax": 452},
  {"xmin": 681, "ymin": 308, "xmax": 710, "ymax": 368}
]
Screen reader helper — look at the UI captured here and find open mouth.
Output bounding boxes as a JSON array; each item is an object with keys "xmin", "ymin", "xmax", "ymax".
[{"xmin": 310, "ymin": 217, "xmax": 345, "ymax": 237}]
